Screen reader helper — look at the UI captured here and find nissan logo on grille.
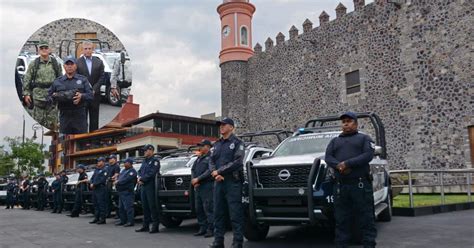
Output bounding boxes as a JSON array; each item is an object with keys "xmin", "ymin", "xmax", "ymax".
[
  {"xmin": 278, "ymin": 169, "xmax": 291, "ymax": 181},
  {"xmin": 175, "ymin": 177, "xmax": 183, "ymax": 186}
]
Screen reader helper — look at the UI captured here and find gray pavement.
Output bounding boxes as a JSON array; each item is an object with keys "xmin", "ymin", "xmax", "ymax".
[{"xmin": 0, "ymin": 208, "xmax": 473, "ymax": 248}]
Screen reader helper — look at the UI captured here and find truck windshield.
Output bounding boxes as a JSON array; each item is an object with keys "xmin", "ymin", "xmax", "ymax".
[
  {"xmin": 161, "ymin": 157, "xmax": 191, "ymax": 172},
  {"xmin": 272, "ymin": 133, "xmax": 339, "ymax": 157}
]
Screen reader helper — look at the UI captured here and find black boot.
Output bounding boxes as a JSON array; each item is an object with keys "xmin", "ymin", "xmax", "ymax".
[
  {"xmin": 96, "ymin": 219, "xmax": 106, "ymax": 225},
  {"xmin": 194, "ymin": 229, "xmax": 207, "ymax": 236},
  {"xmin": 149, "ymin": 223, "xmax": 159, "ymax": 234},
  {"xmin": 231, "ymin": 243, "xmax": 243, "ymax": 248},
  {"xmin": 135, "ymin": 226, "xmax": 149, "ymax": 232},
  {"xmin": 89, "ymin": 219, "xmax": 99, "ymax": 224},
  {"xmin": 209, "ymin": 241, "xmax": 224, "ymax": 248},
  {"xmin": 204, "ymin": 230, "xmax": 214, "ymax": 238}
]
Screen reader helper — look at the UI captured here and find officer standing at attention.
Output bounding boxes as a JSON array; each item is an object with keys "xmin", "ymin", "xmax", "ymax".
[
  {"xmin": 89, "ymin": 157, "xmax": 108, "ymax": 224},
  {"xmin": 5, "ymin": 176, "xmax": 17, "ymax": 209},
  {"xmin": 325, "ymin": 112, "xmax": 377, "ymax": 248},
  {"xmin": 22, "ymin": 40, "xmax": 62, "ymax": 130},
  {"xmin": 191, "ymin": 139, "xmax": 214, "ymax": 238},
  {"xmin": 115, "ymin": 158, "xmax": 137, "ymax": 227},
  {"xmin": 51, "ymin": 173, "xmax": 62, "ymax": 213},
  {"xmin": 36, "ymin": 173, "xmax": 49, "ymax": 211},
  {"xmin": 69, "ymin": 164, "xmax": 88, "ymax": 218},
  {"xmin": 209, "ymin": 118, "xmax": 245, "ymax": 248},
  {"xmin": 20, "ymin": 175, "xmax": 31, "ymax": 210},
  {"xmin": 57, "ymin": 170, "xmax": 69, "ymax": 213},
  {"xmin": 48, "ymin": 56, "xmax": 93, "ymax": 134},
  {"xmin": 106, "ymin": 154, "xmax": 121, "ymax": 218},
  {"xmin": 135, "ymin": 144, "xmax": 160, "ymax": 234}
]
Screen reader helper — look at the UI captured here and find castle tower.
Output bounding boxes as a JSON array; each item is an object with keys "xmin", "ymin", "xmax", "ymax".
[{"xmin": 217, "ymin": 0, "xmax": 256, "ymax": 131}]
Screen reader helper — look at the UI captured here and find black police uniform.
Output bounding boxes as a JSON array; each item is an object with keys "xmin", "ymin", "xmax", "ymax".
[
  {"xmin": 36, "ymin": 177, "xmax": 49, "ymax": 211},
  {"xmin": 191, "ymin": 152, "xmax": 214, "ymax": 236},
  {"xmin": 106, "ymin": 162, "xmax": 121, "ymax": 217},
  {"xmin": 90, "ymin": 166, "xmax": 108, "ymax": 223},
  {"xmin": 21, "ymin": 179, "xmax": 31, "ymax": 209},
  {"xmin": 70, "ymin": 172, "xmax": 88, "ymax": 217},
  {"xmin": 325, "ymin": 130, "xmax": 377, "ymax": 248},
  {"xmin": 48, "ymin": 73, "xmax": 93, "ymax": 134},
  {"xmin": 51, "ymin": 178, "xmax": 61, "ymax": 213},
  {"xmin": 137, "ymin": 155, "xmax": 160, "ymax": 232},
  {"xmin": 5, "ymin": 181, "xmax": 17, "ymax": 209},
  {"xmin": 57, "ymin": 174, "xmax": 68, "ymax": 213},
  {"xmin": 116, "ymin": 166, "xmax": 137, "ymax": 225},
  {"xmin": 209, "ymin": 134, "xmax": 245, "ymax": 247}
]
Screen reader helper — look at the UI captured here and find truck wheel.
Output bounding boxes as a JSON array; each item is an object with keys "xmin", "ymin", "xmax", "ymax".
[
  {"xmin": 160, "ymin": 215, "xmax": 183, "ymax": 228},
  {"xmin": 106, "ymin": 86, "xmax": 122, "ymax": 106},
  {"xmin": 378, "ymin": 189, "xmax": 392, "ymax": 222},
  {"xmin": 244, "ymin": 221, "xmax": 269, "ymax": 241}
]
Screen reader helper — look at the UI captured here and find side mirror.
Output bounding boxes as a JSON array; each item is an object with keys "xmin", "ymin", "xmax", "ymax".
[
  {"xmin": 120, "ymin": 51, "xmax": 126, "ymax": 64},
  {"xmin": 374, "ymin": 146, "xmax": 383, "ymax": 156},
  {"xmin": 17, "ymin": 65, "xmax": 25, "ymax": 72}
]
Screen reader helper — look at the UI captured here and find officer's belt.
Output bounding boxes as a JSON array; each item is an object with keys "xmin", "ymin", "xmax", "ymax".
[{"xmin": 336, "ymin": 177, "xmax": 369, "ymax": 184}]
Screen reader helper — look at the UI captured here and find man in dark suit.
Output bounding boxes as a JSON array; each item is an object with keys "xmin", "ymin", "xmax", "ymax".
[{"xmin": 76, "ymin": 40, "xmax": 105, "ymax": 132}]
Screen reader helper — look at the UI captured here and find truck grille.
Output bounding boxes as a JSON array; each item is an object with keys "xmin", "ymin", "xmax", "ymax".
[
  {"xmin": 162, "ymin": 175, "xmax": 191, "ymax": 191},
  {"xmin": 254, "ymin": 165, "xmax": 313, "ymax": 188}
]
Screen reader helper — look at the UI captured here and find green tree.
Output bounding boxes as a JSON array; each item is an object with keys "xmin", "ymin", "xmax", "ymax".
[
  {"xmin": 4, "ymin": 137, "xmax": 46, "ymax": 176},
  {"xmin": 0, "ymin": 147, "xmax": 15, "ymax": 176}
]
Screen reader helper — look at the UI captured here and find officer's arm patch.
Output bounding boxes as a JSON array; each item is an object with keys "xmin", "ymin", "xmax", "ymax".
[{"xmin": 239, "ymin": 144, "xmax": 244, "ymax": 151}]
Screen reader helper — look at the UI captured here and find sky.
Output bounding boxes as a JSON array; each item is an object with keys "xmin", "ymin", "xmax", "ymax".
[{"xmin": 0, "ymin": 0, "xmax": 371, "ymax": 149}]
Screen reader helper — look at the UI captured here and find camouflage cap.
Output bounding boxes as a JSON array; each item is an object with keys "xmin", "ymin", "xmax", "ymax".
[{"xmin": 38, "ymin": 40, "xmax": 49, "ymax": 48}]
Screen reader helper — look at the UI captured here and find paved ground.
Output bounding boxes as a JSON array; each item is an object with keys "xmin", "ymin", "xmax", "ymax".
[{"xmin": 0, "ymin": 208, "xmax": 472, "ymax": 248}]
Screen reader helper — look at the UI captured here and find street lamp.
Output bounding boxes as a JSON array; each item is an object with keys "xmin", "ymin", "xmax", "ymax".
[{"xmin": 32, "ymin": 123, "xmax": 44, "ymax": 150}]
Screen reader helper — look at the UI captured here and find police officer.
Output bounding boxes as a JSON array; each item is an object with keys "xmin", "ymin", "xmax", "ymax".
[
  {"xmin": 5, "ymin": 176, "xmax": 17, "ymax": 209},
  {"xmin": 209, "ymin": 118, "xmax": 245, "ymax": 248},
  {"xmin": 20, "ymin": 175, "xmax": 31, "ymax": 210},
  {"xmin": 325, "ymin": 112, "xmax": 377, "ymax": 248},
  {"xmin": 191, "ymin": 139, "xmax": 214, "ymax": 238},
  {"xmin": 57, "ymin": 170, "xmax": 69, "ymax": 213},
  {"xmin": 106, "ymin": 154, "xmax": 121, "ymax": 218},
  {"xmin": 136, "ymin": 144, "xmax": 160, "ymax": 234},
  {"xmin": 115, "ymin": 158, "xmax": 137, "ymax": 227},
  {"xmin": 48, "ymin": 56, "xmax": 93, "ymax": 134},
  {"xmin": 89, "ymin": 157, "xmax": 108, "ymax": 224},
  {"xmin": 69, "ymin": 164, "xmax": 88, "ymax": 218},
  {"xmin": 51, "ymin": 173, "xmax": 62, "ymax": 213},
  {"xmin": 22, "ymin": 40, "xmax": 62, "ymax": 130},
  {"xmin": 36, "ymin": 173, "xmax": 49, "ymax": 211}
]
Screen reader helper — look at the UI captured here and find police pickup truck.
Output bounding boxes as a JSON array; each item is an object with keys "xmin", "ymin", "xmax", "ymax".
[
  {"xmin": 245, "ymin": 113, "xmax": 392, "ymax": 242},
  {"xmin": 158, "ymin": 131, "xmax": 290, "ymax": 229}
]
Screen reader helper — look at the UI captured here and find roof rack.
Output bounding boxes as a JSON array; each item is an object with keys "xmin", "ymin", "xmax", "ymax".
[
  {"xmin": 239, "ymin": 129, "xmax": 293, "ymax": 144},
  {"xmin": 58, "ymin": 38, "xmax": 111, "ymax": 58},
  {"xmin": 304, "ymin": 112, "xmax": 387, "ymax": 159}
]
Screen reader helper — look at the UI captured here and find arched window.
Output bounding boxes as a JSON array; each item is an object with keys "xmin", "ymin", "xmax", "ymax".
[{"xmin": 240, "ymin": 26, "xmax": 248, "ymax": 46}]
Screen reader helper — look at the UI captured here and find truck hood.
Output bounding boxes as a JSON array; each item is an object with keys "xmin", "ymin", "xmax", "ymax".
[
  {"xmin": 162, "ymin": 167, "xmax": 191, "ymax": 176},
  {"xmin": 253, "ymin": 152, "xmax": 326, "ymax": 166}
]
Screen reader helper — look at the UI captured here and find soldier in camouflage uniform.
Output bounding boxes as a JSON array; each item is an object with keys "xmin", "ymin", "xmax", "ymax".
[
  {"xmin": 110, "ymin": 51, "xmax": 132, "ymax": 101},
  {"xmin": 22, "ymin": 41, "xmax": 62, "ymax": 131}
]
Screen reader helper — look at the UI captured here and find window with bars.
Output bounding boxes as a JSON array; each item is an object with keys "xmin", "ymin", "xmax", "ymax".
[{"xmin": 345, "ymin": 70, "xmax": 361, "ymax": 95}]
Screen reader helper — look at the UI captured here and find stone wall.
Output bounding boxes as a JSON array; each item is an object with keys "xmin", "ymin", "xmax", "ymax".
[
  {"xmin": 222, "ymin": 0, "xmax": 473, "ymax": 170},
  {"xmin": 21, "ymin": 18, "xmax": 125, "ymax": 56}
]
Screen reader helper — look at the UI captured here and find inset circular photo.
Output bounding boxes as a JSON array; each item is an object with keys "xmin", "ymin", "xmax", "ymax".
[{"xmin": 15, "ymin": 18, "xmax": 132, "ymax": 134}]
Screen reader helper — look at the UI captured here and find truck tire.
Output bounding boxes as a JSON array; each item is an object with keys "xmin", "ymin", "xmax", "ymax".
[
  {"xmin": 244, "ymin": 220, "xmax": 269, "ymax": 241},
  {"xmin": 160, "ymin": 215, "xmax": 183, "ymax": 228},
  {"xmin": 106, "ymin": 86, "xmax": 122, "ymax": 106}
]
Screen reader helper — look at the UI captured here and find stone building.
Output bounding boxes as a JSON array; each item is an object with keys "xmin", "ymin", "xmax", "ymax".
[
  {"xmin": 217, "ymin": 0, "xmax": 473, "ymax": 170},
  {"xmin": 21, "ymin": 18, "xmax": 125, "ymax": 57}
]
